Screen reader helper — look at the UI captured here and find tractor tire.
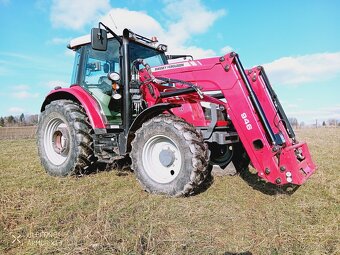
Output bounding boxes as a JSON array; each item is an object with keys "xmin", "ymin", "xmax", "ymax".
[
  {"xmin": 130, "ymin": 114, "xmax": 211, "ymax": 196},
  {"xmin": 37, "ymin": 100, "xmax": 96, "ymax": 176}
]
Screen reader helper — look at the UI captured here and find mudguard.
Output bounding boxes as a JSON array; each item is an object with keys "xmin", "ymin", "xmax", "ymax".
[
  {"xmin": 125, "ymin": 103, "xmax": 180, "ymax": 153},
  {"xmin": 41, "ymin": 85, "xmax": 106, "ymax": 129},
  {"xmin": 129, "ymin": 103, "xmax": 180, "ymax": 133}
]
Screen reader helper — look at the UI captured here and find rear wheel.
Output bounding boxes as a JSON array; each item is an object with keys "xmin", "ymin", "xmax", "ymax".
[
  {"xmin": 131, "ymin": 114, "xmax": 211, "ymax": 196},
  {"xmin": 37, "ymin": 100, "xmax": 96, "ymax": 176}
]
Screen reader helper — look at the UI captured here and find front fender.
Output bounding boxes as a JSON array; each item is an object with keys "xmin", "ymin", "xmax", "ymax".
[
  {"xmin": 41, "ymin": 85, "xmax": 106, "ymax": 129},
  {"xmin": 124, "ymin": 103, "xmax": 180, "ymax": 153},
  {"xmin": 129, "ymin": 103, "xmax": 180, "ymax": 133}
]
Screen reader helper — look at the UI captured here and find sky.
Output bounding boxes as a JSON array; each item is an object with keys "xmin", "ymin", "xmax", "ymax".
[{"xmin": 0, "ymin": 0, "xmax": 339, "ymax": 124}]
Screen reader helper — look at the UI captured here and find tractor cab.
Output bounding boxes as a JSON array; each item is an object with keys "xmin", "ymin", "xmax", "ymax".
[{"xmin": 68, "ymin": 31, "xmax": 168, "ymax": 125}]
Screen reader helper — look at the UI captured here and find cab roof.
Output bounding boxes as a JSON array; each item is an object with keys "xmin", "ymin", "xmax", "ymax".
[
  {"xmin": 68, "ymin": 33, "xmax": 115, "ymax": 50},
  {"xmin": 68, "ymin": 29, "xmax": 167, "ymax": 52}
]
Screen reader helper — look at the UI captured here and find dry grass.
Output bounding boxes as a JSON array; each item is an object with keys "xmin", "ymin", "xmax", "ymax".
[
  {"xmin": 0, "ymin": 128, "xmax": 339, "ymax": 254},
  {"xmin": 0, "ymin": 127, "xmax": 37, "ymax": 140}
]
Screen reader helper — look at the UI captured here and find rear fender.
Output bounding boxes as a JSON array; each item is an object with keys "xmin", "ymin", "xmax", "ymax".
[{"xmin": 41, "ymin": 85, "xmax": 106, "ymax": 129}]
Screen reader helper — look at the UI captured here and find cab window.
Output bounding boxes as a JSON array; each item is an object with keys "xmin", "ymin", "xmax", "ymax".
[{"xmin": 82, "ymin": 39, "xmax": 121, "ymax": 94}]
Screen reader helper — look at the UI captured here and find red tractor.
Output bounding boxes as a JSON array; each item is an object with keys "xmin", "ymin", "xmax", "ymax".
[{"xmin": 37, "ymin": 24, "xmax": 316, "ymax": 196}]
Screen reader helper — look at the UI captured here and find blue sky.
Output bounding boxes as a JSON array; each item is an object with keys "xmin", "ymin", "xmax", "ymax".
[{"xmin": 0, "ymin": 0, "xmax": 339, "ymax": 124}]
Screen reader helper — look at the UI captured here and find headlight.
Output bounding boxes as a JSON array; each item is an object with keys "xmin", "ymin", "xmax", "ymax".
[{"xmin": 157, "ymin": 44, "xmax": 168, "ymax": 52}]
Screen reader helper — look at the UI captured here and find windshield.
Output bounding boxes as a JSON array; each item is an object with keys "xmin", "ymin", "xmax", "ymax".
[{"xmin": 129, "ymin": 41, "xmax": 167, "ymax": 67}]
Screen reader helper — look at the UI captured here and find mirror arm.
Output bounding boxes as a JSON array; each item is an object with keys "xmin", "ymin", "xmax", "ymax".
[{"xmin": 98, "ymin": 22, "xmax": 122, "ymax": 45}]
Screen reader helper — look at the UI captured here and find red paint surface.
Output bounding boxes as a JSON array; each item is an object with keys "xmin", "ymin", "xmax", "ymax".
[{"xmin": 44, "ymin": 85, "xmax": 106, "ymax": 129}]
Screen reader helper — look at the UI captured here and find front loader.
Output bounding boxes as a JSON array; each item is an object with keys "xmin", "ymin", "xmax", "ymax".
[{"xmin": 37, "ymin": 24, "xmax": 316, "ymax": 196}]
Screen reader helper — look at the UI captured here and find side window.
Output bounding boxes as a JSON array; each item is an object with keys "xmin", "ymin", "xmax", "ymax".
[
  {"xmin": 82, "ymin": 39, "xmax": 121, "ymax": 94},
  {"xmin": 71, "ymin": 49, "xmax": 81, "ymax": 85},
  {"xmin": 84, "ymin": 58, "xmax": 110, "ymax": 87}
]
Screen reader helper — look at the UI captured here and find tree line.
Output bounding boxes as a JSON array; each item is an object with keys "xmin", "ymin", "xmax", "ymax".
[
  {"xmin": 288, "ymin": 117, "xmax": 340, "ymax": 128},
  {"xmin": 0, "ymin": 113, "xmax": 39, "ymax": 127},
  {"xmin": 1, "ymin": 114, "xmax": 338, "ymax": 128}
]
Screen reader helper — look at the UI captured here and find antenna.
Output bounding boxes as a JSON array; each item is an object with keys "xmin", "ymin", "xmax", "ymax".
[{"xmin": 109, "ymin": 13, "xmax": 118, "ymax": 30}]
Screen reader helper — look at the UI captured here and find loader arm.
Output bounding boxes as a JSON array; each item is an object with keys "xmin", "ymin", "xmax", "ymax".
[{"xmin": 149, "ymin": 53, "xmax": 316, "ymax": 186}]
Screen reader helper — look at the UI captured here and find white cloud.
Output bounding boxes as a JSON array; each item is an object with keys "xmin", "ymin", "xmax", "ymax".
[
  {"xmin": 168, "ymin": 46, "xmax": 216, "ymax": 59},
  {"xmin": 162, "ymin": 0, "xmax": 225, "ymax": 48},
  {"xmin": 47, "ymin": 37, "xmax": 72, "ymax": 45},
  {"xmin": 99, "ymin": 1, "xmax": 225, "ymax": 59},
  {"xmin": 100, "ymin": 8, "xmax": 164, "ymax": 38},
  {"xmin": 50, "ymin": 1, "xmax": 225, "ymax": 58},
  {"xmin": 9, "ymin": 85, "xmax": 39, "ymax": 99},
  {"xmin": 8, "ymin": 107, "xmax": 25, "ymax": 114},
  {"xmin": 0, "ymin": 51, "xmax": 72, "ymax": 76},
  {"xmin": 11, "ymin": 91, "xmax": 39, "ymax": 99},
  {"xmin": 50, "ymin": 0, "xmax": 110, "ymax": 30},
  {"xmin": 0, "ymin": 52, "xmax": 34, "ymax": 61},
  {"xmin": 286, "ymin": 105, "xmax": 340, "ymax": 124},
  {"xmin": 47, "ymin": 80, "xmax": 69, "ymax": 89},
  {"xmin": 220, "ymin": 45, "xmax": 233, "ymax": 55},
  {"xmin": 263, "ymin": 52, "xmax": 340, "ymax": 85}
]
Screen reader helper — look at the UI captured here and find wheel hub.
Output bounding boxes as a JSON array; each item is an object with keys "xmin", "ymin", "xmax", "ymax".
[
  {"xmin": 142, "ymin": 135, "xmax": 182, "ymax": 184},
  {"xmin": 44, "ymin": 118, "xmax": 70, "ymax": 166},
  {"xmin": 159, "ymin": 149, "xmax": 175, "ymax": 167},
  {"xmin": 52, "ymin": 127, "xmax": 69, "ymax": 156}
]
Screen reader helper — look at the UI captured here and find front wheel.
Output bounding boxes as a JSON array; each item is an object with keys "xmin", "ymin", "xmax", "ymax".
[{"xmin": 130, "ymin": 114, "xmax": 211, "ymax": 196}]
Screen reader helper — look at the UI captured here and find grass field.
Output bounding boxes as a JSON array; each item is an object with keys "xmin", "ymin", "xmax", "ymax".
[
  {"xmin": 0, "ymin": 127, "xmax": 37, "ymax": 140},
  {"xmin": 0, "ymin": 128, "xmax": 339, "ymax": 254}
]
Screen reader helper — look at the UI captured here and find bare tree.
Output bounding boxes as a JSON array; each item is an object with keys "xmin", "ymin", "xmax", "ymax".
[
  {"xmin": 288, "ymin": 117, "xmax": 299, "ymax": 129},
  {"xmin": 27, "ymin": 114, "xmax": 39, "ymax": 125},
  {"xmin": 5, "ymin": 115, "xmax": 16, "ymax": 126},
  {"xmin": 19, "ymin": 113, "xmax": 25, "ymax": 125},
  {"xmin": 328, "ymin": 119, "xmax": 337, "ymax": 126}
]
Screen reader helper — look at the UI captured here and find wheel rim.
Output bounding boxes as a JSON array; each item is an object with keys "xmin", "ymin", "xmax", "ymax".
[
  {"xmin": 44, "ymin": 117, "xmax": 70, "ymax": 166},
  {"xmin": 142, "ymin": 135, "xmax": 182, "ymax": 184}
]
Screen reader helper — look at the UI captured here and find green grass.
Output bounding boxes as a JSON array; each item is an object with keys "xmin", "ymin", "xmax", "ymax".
[{"xmin": 0, "ymin": 128, "xmax": 339, "ymax": 254}]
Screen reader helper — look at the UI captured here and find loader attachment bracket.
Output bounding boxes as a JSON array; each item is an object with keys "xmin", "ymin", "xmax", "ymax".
[{"xmin": 202, "ymin": 103, "xmax": 218, "ymax": 140}]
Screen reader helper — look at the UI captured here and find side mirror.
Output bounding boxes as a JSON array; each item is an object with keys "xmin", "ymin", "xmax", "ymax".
[{"xmin": 91, "ymin": 28, "xmax": 107, "ymax": 51}]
